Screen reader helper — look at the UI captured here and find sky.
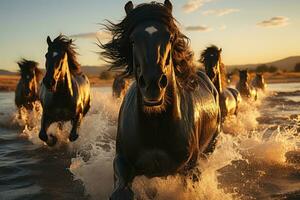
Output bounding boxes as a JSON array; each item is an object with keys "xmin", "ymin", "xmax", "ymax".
[{"xmin": 0, "ymin": 0, "xmax": 300, "ymax": 71}]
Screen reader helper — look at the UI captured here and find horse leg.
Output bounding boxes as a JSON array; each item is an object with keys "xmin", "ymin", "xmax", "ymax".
[
  {"xmin": 39, "ymin": 114, "xmax": 51, "ymax": 143},
  {"xmin": 110, "ymin": 154, "xmax": 134, "ymax": 200},
  {"xmin": 69, "ymin": 112, "xmax": 82, "ymax": 142}
]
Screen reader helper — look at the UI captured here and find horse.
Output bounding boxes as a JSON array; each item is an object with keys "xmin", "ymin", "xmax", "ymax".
[
  {"xmin": 15, "ymin": 59, "xmax": 42, "ymax": 111},
  {"xmin": 112, "ymin": 73, "xmax": 130, "ymax": 99},
  {"xmin": 39, "ymin": 35, "xmax": 91, "ymax": 146},
  {"xmin": 236, "ymin": 69, "xmax": 257, "ymax": 100},
  {"xmin": 100, "ymin": 1, "xmax": 221, "ymax": 199},
  {"xmin": 200, "ymin": 45, "xmax": 241, "ymax": 121},
  {"xmin": 251, "ymin": 73, "xmax": 266, "ymax": 91}
]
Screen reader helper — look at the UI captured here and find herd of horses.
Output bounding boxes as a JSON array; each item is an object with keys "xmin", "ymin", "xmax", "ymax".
[{"xmin": 14, "ymin": 1, "xmax": 267, "ymax": 199}]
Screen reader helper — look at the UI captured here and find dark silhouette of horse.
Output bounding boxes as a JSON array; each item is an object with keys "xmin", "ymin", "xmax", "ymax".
[
  {"xmin": 236, "ymin": 69, "xmax": 257, "ymax": 100},
  {"xmin": 252, "ymin": 73, "xmax": 266, "ymax": 91},
  {"xmin": 15, "ymin": 59, "xmax": 42, "ymax": 111},
  {"xmin": 112, "ymin": 73, "xmax": 130, "ymax": 99},
  {"xmin": 200, "ymin": 45, "xmax": 241, "ymax": 121},
  {"xmin": 39, "ymin": 35, "xmax": 91, "ymax": 146},
  {"xmin": 101, "ymin": 1, "xmax": 221, "ymax": 199}
]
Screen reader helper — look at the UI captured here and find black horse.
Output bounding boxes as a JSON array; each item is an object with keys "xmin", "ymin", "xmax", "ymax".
[
  {"xmin": 236, "ymin": 69, "xmax": 257, "ymax": 100},
  {"xmin": 15, "ymin": 59, "xmax": 42, "ymax": 111},
  {"xmin": 200, "ymin": 45, "xmax": 241, "ymax": 121},
  {"xmin": 112, "ymin": 73, "xmax": 130, "ymax": 99},
  {"xmin": 251, "ymin": 73, "xmax": 266, "ymax": 91},
  {"xmin": 39, "ymin": 35, "xmax": 91, "ymax": 146},
  {"xmin": 101, "ymin": 1, "xmax": 221, "ymax": 199}
]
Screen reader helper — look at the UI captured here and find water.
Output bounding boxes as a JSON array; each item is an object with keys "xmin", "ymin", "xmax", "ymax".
[{"xmin": 0, "ymin": 83, "xmax": 299, "ymax": 200}]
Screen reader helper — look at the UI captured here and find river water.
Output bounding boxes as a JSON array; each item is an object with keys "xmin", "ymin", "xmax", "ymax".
[{"xmin": 0, "ymin": 83, "xmax": 299, "ymax": 200}]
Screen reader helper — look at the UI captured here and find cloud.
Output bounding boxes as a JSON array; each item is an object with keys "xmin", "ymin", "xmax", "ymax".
[
  {"xmin": 69, "ymin": 31, "xmax": 111, "ymax": 40},
  {"xmin": 256, "ymin": 16, "xmax": 290, "ymax": 28},
  {"xmin": 185, "ymin": 25, "xmax": 212, "ymax": 32},
  {"xmin": 203, "ymin": 8, "xmax": 240, "ymax": 16},
  {"xmin": 182, "ymin": 0, "xmax": 212, "ymax": 13},
  {"xmin": 219, "ymin": 25, "xmax": 227, "ymax": 30}
]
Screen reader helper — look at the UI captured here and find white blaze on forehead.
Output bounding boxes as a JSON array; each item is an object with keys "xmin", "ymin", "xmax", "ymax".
[
  {"xmin": 53, "ymin": 51, "xmax": 58, "ymax": 57},
  {"xmin": 145, "ymin": 26, "xmax": 158, "ymax": 35}
]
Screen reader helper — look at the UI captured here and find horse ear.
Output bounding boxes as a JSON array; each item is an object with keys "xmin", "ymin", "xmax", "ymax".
[
  {"xmin": 125, "ymin": 1, "xmax": 134, "ymax": 15},
  {"xmin": 47, "ymin": 36, "xmax": 52, "ymax": 46},
  {"xmin": 219, "ymin": 48, "xmax": 222, "ymax": 53},
  {"xmin": 164, "ymin": 0, "xmax": 173, "ymax": 12}
]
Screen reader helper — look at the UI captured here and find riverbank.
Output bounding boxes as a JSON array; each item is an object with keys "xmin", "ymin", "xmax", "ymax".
[
  {"xmin": 0, "ymin": 72, "xmax": 299, "ymax": 91},
  {"xmin": 0, "ymin": 75, "xmax": 113, "ymax": 91}
]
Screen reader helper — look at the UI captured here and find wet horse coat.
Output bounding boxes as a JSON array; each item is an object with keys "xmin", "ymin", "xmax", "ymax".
[
  {"xmin": 101, "ymin": 1, "xmax": 221, "ymax": 199},
  {"xmin": 39, "ymin": 35, "xmax": 91, "ymax": 146}
]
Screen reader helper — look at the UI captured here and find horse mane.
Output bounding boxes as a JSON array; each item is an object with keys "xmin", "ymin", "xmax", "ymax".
[
  {"xmin": 51, "ymin": 35, "xmax": 82, "ymax": 75},
  {"xmin": 17, "ymin": 58, "xmax": 43, "ymax": 81},
  {"xmin": 200, "ymin": 45, "xmax": 228, "ymax": 88},
  {"xmin": 100, "ymin": 2, "xmax": 195, "ymax": 88}
]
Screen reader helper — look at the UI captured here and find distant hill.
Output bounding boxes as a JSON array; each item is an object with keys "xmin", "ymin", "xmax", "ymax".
[
  {"xmin": 0, "ymin": 66, "xmax": 111, "ymax": 76},
  {"xmin": 0, "ymin": 69, "xmax": 17, "ymax": 75},
  {"xmin": 228, "ymin": 56, "xmax": 300, "ymax": 72},
  {"xmin": 81, "ymin": 65, "xmax": 109, "ymax": 75}
]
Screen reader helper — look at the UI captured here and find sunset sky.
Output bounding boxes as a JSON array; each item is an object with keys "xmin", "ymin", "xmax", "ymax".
[{"xmin": 0, "ymin": 0, "xmax": 299, "ymax": 71}]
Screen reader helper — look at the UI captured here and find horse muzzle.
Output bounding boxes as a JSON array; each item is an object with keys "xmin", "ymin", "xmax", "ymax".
[{"xmin": 143, "ymin": 97, "xmax": 164, "ymax": 106}]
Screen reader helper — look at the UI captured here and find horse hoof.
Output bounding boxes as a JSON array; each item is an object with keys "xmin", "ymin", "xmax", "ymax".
[
  {"xmin": 69, "ymin": 133, "xmax": 79, "ymax": 142},
  {"xmin": 39, "ymin": 133, "xmax": 48, "ymax": 142},
  {"xmin": 46, "ymin": 134, "xmax": 57, "ymax": 147},
  {"xmin": 110, "ymin": 188, "xmax": 134, "ymax": 200}
]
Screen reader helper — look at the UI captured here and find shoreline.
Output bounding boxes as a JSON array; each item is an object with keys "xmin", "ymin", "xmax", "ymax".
[{"xmin": 0, "ymin": 72, "xmax": 299, "ymax": 92}]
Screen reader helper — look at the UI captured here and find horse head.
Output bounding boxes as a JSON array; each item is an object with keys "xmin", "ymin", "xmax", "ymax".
[
  {"xmin": 17, "ymin": 59, "xmax": 39, "ymax": 97},
  {"xmin": 43, "ymin": 35, "xmax": 72, "ymax": 92},
  {"xmin": 201, "ymin": 45, "xmax": 223, "ymax": 85},
  {"xmin": 239, "ymin": 69, "xmax": 249, "ymax": 84}
]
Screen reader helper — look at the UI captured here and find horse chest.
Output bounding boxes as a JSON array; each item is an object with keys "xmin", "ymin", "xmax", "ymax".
[{"xmin": 123, "ymin": 122, "xmax": 193, "ymax": 177}]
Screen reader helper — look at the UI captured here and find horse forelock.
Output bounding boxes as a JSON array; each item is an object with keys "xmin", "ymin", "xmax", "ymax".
[{"xmin": 17, "ymin": 59, "xmax": 39, "ymax": 76}]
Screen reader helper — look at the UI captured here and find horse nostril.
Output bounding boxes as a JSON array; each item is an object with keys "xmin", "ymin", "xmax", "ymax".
[
  {"xmin": 139, "ymin": 75, "xmax": 146, "ymax": 89},
  {"xmin": 159, "ymin": 74, "xmax": 168, "ymax": 89}
]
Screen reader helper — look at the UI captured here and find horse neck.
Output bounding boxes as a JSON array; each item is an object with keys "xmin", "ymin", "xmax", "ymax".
[{"xmin": 211, "ymin": 62, "xmax": 223, "ymax": 94}]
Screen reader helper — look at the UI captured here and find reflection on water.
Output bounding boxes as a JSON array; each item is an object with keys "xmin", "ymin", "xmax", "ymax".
[{"xmin": 0, "ymin": 83, "xmax": 299, "ymax": 200}]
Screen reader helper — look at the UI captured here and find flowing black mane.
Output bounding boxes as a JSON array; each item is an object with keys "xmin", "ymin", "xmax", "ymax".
[
  {"xmin": 200, "ymin": 45, "xmax": 228, "ymax": 88},
  {"xmin": 100, "ymin": 2, "xmax": 195, "ymax": 86},
  {"xmin": 18, "ymin": 58, "xmax": 42, "ymax": 81},
  {"xmin": 51, "ymin": 35, "xmax": 81, "ymax": 75}
]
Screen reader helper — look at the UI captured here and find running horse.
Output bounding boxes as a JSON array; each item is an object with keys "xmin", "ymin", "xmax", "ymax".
[
  {"xmin": 236, "ymin": 69, "xmax": 257, "ymax": 100},
  {"xmin": 200, "ymin": 45, "xmax": 241, "ymax": 121},
  {"xmin": 15, "ymin": 59, "xmax": 42, "ymax": 111},
  {"xmin": 112, "ymin": 73, "xmax": 130, "ymax": 99},
  {"xmin": 39, "ymin": 35, "xmax": 91, "ymax": 146},
  {"xmin": 101, "ymin": 1, "xmax": 221, "ymax": 199},
  {"xmin": 251, "ymin": 73, "xmax": 266, "ymax": 91}
]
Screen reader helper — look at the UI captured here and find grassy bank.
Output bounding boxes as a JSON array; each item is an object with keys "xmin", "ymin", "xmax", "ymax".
[{"xmin": 0, "ymin": 72, "xmax": 299, "ymax": 92}]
